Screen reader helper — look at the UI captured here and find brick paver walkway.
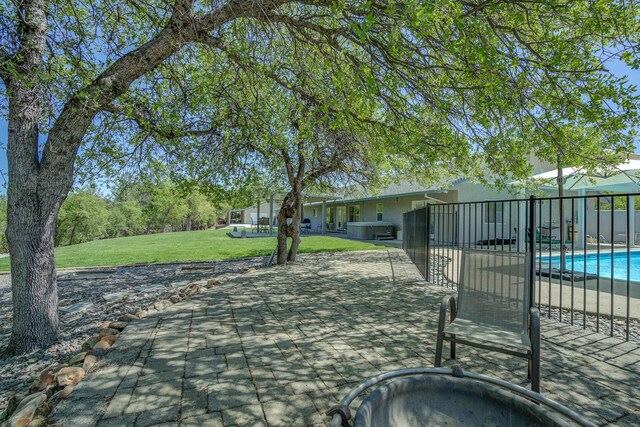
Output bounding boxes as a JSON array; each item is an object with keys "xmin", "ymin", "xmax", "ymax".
[{"xmin": 51, "ymin": 250, "xmax": 640, "ymax": 426}]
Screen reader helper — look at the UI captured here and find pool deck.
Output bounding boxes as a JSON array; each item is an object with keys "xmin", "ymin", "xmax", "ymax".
[
  {"xmin": 49, "ymin": 249, "xmax": 640, "ymax": 426},
  {"xmin": 438, "ymin": 247, "xmax": 640, "ymax": 321}
]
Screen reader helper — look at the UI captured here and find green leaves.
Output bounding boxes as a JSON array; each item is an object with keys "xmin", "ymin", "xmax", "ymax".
[
  {"xmin": 56, "ymin": 190, "xmax": 109, "ymax": 246},
  {"xmin": 21, "ymin": 0, "xmax": 638, "ymax": 194}
]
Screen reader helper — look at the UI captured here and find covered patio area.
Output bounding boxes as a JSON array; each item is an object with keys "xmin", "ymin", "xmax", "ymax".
[{"xmin": 51, "ymin": 250, "xmax": 640, "ymax": 426}]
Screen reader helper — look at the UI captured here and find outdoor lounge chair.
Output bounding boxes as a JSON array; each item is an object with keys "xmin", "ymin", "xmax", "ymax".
[
  {"xmin": 435, "ymin": 248, "xmax": 540, "ymax": 392},
  {"xmin": 523, "ymin": 227, "xmax": 571, "ymax": 250}
]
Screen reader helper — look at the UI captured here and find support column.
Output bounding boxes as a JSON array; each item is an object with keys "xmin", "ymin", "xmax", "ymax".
[
  {"xmin": 269, "ymin": 195, "xmax": 274, "ymax": 237},
  {"xmin": 256, "ymin": 200, "xmax": 260, "ymax": 232},
  {"xmin": 345, "ymin": 203, "xmax": 348, "ymax": 231},
  {"xmin": 321, "ymin": 201, "xmax": 327, "ymax": 235},
  {"xmin": 630, "ymin": 196, "xmax": 635, "ymax": 246},
  {"xmin": 577, "ymin": 189, "xmax": 586, "ymax": 250}
]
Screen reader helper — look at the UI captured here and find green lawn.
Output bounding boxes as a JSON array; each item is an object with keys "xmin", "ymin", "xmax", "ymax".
[{"xmin": 0, "ymin": 229, "xmax": 385, "ymax": 271}]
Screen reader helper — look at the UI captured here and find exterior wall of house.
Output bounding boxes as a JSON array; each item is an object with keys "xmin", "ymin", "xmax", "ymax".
[
  {"xmin": 302, "ymin": 190, "xmax": 459, "ymax": 238},
  {"xmin": 240, "ymin": 202, "xmax": 279, "ymax": 225},
  {"xmin": 300, "ymin": 181, "xmax": 571, "ymax": 241},
  {"xmin": 455, "ymin": 182, "xmax": 518, "ymax": 202},
  {"xmin": 301, "ymin": 204, "xmax": 323, "ymax": 231}
]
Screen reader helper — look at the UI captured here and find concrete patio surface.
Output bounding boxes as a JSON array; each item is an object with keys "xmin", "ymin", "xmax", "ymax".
[{"xmin": 50, "ymin": 249, "xmax": 640, "ymax": 426}]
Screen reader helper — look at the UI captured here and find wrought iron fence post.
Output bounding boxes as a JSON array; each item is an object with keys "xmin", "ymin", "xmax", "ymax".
[
  {"xmin": 426, "ymin": 204, "xmax": 431, "ymax": 282},
  {"xmin": 402, "ymin": 213, "xmax": 407, "ymax": 251},
  {"xmin": 528, "ymin": 195, "xmax": 536, "ymax": 310}
]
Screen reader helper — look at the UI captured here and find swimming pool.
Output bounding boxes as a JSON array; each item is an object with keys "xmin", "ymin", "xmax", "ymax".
[{"xmin": 541, "ymin": 251, "xmax": 640, "ymax": 282}]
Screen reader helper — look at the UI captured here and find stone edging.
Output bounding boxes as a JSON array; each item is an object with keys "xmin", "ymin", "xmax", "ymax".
[{"xmin": 0, "ymin": 278, "xmax": 221, "ymax": 427}]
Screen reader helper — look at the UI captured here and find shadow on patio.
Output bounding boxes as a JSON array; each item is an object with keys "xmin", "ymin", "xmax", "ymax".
[{"xmin": 50, "ymin": 250, "xmax": 640, "ymax": 426}]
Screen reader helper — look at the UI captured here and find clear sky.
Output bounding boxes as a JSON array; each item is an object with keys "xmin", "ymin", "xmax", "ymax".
[{"xmin": 0, "ymin": 59, "xmax": 638, "ymax": 195}]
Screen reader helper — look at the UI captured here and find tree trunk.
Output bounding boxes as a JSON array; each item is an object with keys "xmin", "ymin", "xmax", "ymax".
[
  {"xmin": 276, "ymin": 186, "xmax": 303, "ymax": 265},
  {"xmin": 5, "ymin": 74, "xmax": 68, "ymax": 354},
  {"xmin": 68, "ymin": 223, "xmax": 77, "ymax": 246},
  {"xmin": 276, "ymin": 210, "xmax": 288, "ymax": 265},
  {"xmin": 185, "ymin": 216, "xmax": 192, "ymax": 232},
  {"xmin": 6, "ymin": 206, "xmax": 61, "ymax": 354},
  {"xmin": 288, "ymin": 205, "xmax": 302, "ymax": 262}
]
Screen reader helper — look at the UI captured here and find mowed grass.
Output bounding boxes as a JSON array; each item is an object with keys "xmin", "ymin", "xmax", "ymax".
[{"xmin": 0, "ymin": 229, "xmax": 385, "ymax": 271}]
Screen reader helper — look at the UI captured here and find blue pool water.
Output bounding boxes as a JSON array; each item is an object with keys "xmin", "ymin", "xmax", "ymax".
[{"xmin": 542, "ymin": 251, "xmax": 640, "ymax": 282}]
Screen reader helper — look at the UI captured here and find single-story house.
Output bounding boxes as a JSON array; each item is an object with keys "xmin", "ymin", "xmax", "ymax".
[
  {"xmin": 227, "ymin": 153, "xmax": 640, "ymax": 244},
  {"xmin": 301, "ymin": 180, "xmax": 522, "ymax": 240}
]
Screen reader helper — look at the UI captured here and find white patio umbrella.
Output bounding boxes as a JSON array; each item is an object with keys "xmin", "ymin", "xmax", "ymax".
[
  {"xmin": 528, "ymin": 159, "xmax": 640, "ymax": 192},
  {"xmin": 521, "ymin": 159, "xmax": 640, "ymax": 252}
]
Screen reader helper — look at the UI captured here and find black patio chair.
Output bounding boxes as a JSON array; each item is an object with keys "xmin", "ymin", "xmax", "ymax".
[
  {"xmin": 301, "ymin": 218, "xmax": 311, "ymax": 234},
  {"xmin": 435, "ymin": 248, "xmax": 540, "ymax": 392}
]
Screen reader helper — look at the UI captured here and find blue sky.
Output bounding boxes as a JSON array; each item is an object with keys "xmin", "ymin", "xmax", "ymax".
[{"xmin": 0, "ymin": 59, "xmax": 638, "ymax": 195}]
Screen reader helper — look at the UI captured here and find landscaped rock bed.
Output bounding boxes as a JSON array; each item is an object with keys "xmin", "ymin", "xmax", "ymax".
[
  {"xmin": 0, "ymin": 258, "xmax": 263, "ymax": 419},
  {"xmin": 540, "ymin": 304, "xmax": 640, "ymax": 343}
]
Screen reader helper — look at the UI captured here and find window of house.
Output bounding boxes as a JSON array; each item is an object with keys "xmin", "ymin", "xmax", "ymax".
[
  {"xmin": 411, "ymin": 200, "xmax": 428, "ymax": 210},
  {"xmin": 312, "ymin": 208, "xmax": 317, "ymax": 217},
  {"xmin": 485, "ymin": 203, "xmax": 503, "ymax": 223},
  {"xmin": 348, "ymin": 205, "xmax": 361, "ymax": 222},
  {"xmin": 376, "ymin": 203, "xmax": 384, "ymax": 221}
]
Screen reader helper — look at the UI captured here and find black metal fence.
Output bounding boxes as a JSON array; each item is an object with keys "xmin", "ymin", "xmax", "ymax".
[{"xmin": 403, "ymin": 193, "xmax": 640, "ymax": 341}]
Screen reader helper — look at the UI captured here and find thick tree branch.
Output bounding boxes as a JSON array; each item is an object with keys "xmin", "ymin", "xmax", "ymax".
[
  {"xmin": 104, "ymin": 102, "xmax": 223, "ymax": 139},
  {"xmin": 40, "ymin": 0, "xmax": 313, "ymax": 184},
  {"xmin": 295, "ymin": 138, "xmax": 305, "ymax": 179},
  {"xmin": 282, "ymin": 148, "xmax": 295, "ymax": 185}
]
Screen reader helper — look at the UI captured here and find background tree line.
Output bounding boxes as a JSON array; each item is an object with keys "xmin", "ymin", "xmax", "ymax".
[{"xmin": 0, "ymin": 182, "xmax": 222, "ymax": 253}]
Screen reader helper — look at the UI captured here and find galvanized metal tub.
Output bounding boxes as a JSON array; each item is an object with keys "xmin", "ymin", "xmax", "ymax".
[{"xmin": 328, "ymin": 368, "xmax": 595, "ymax": 427}]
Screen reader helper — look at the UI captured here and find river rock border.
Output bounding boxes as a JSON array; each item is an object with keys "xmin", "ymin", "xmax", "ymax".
[{"xmin": 0, "ymin": 278, "xmax": 220, "ymax": 427}]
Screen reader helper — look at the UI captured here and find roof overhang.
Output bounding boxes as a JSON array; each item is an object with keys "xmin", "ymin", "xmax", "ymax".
[{"xmin": 303, "ymin": 188, "xmax": 452, "ymax": 205}]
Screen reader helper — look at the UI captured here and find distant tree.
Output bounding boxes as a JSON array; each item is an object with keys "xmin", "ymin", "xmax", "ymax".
[
  {"xmin": 106, "ymin": 200, "xmax": 146, "ymax": 238},
  {"xmin": 595, "ymin": 194, "xmax": 640, "ymax": 211},
  {"xmin": 184, "ymin": 190, "xmax": 216, "ymax": 231},
  {"xmin": 55, "ymin": 191, "xmax": 109, "ymax": 246},
  {"xmin": 144, "ymin": 184, "xmax": 188, "ymax": 233},
  {"xmin": 238, "ymin": 103, "xmax": 381, "ymax": 264}
]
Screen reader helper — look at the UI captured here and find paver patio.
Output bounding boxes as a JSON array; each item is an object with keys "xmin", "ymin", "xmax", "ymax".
[{"xmin": 50, "ymin": 249, "xmax": 640, "ymax": 426}]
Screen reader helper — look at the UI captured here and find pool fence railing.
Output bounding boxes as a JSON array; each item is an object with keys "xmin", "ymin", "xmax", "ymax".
[{"xmin": 403, "ymin": 193, "xmax": 640, "ymax": 341}]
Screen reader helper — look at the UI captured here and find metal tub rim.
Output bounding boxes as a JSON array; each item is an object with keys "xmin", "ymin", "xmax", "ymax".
[{"xmin": 327, "ymin": 367, "xmax": 595, "ymax": 427}]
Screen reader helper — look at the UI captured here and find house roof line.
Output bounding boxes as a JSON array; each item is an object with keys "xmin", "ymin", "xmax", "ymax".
[{"xmin": 303, "ymin": 188, "xmax": 457, "ymax": 206}]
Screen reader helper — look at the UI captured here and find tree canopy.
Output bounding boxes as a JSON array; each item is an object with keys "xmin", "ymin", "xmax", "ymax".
[{"xmin": 79, "ymin": 0, "xmax": 639, "ymax": 190}]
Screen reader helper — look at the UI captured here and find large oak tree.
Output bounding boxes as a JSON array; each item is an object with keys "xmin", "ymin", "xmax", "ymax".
[{"xmin": 1, "ymin": 0, "xmax": 638, "ymax": 354}]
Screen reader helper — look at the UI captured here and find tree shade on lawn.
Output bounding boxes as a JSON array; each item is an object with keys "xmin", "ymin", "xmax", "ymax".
[{"xmin": 0, "ymin": 230, "xmax": 384, "ymax": 271}]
